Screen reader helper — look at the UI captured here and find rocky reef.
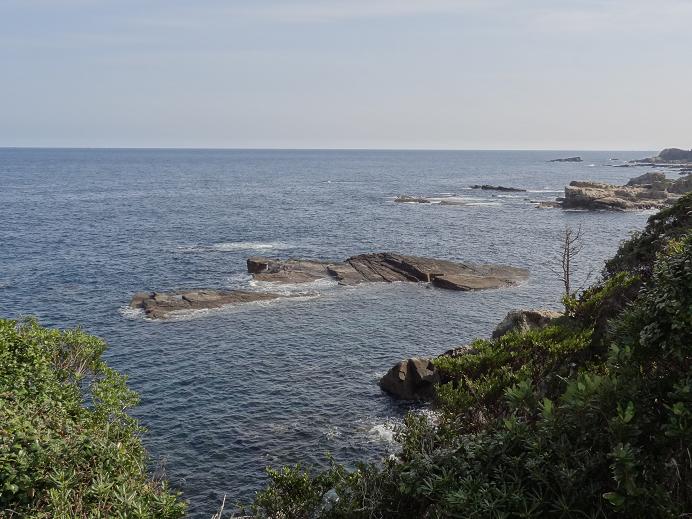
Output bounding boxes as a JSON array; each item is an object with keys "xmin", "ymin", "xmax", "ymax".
[
  {"xmin": 247, "ymin": 252, "xmax": 529, "ymax": 291},
  {"xmin": 129, "ymin": 289, "xmax": 284, "ymax": 319}
]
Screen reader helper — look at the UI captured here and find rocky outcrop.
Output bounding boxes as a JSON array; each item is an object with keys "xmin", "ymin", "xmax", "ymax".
[
  {"xmin": 626, "ymin": 171, "xmax": 672, "ymax": 190},
  {"xmin": 669, "ymin": 174, "xmax": 692, "ymax": 194},
  {"xmin": 562, "ymin": 181, "xmax": 671, "ymax": 211},
  {"xmin": 130, "ymin": 289, "xmax": 284, "ymax": 319},
  {"xmin": 491, "ymin": 309, "xmax": 562, "ymax": 339},
  {"xmin": 378, "ymin": 357, "xmax": 440, "ymax": 401},
  {"xmin": 470, "ymin": 185, "xmax": 526, "ymax": 192},
  {"xmin": 549, "ymin": 156, "xmax": 582, "ymax": 163},
  {"xmin": 248, "ymin": 252, "xmax": 529, "ymax": 291}
]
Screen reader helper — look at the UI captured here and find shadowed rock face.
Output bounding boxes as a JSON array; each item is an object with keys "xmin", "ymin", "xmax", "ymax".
[
  {"xmin": 247, "ymin": 252, "xmax": 529, "ymax": 291},
  {"xmin": 378, "ymin": 357, "xmax": 440, "ymax": 401},
  {"xmin": 129, "ymin": 289, "xmax": 283, "ymax": 319}
]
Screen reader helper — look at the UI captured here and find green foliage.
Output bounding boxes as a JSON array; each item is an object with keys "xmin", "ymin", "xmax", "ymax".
[
  {"xmin": 605, "ymin": 191, "xmax": 692, "ymax": 278},
  {"xmin": 252, "ymin": 196, "xmax": 692, "ymax": 518},
  {"xmin": 0, "ymin": 318, "xmax": 186, "ymax": 518}
]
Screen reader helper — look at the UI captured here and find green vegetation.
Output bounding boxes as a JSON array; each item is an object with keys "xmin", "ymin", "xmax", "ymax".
[
  {"xmin": 0, "ymin": 319, "xmax": 185, "ymax": 518},
  {"xmin": 252, "ymin": 194, "xmax": 692, "ymax": 518}
]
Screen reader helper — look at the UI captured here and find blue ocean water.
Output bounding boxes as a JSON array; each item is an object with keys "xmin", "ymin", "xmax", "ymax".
[{"xmin": 0, "ymin": 149, "xmax": 652, "ymax": 515}]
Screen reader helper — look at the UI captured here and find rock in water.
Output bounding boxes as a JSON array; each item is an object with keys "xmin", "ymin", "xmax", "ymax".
[
  {"xmin": 562, "ymin": 181, "xmax": 670, "ymax": 211},
  {"xmin": 549, "ymin": 156, "xmax": 583, "ymax": 162},
  {"xmin": 492, "ymin": 309, "xmax": 563, "ymax": 338},
  {"xmin": 394, "ymin": 195, "xmax": 432, "ymax": 203},
  {"xmin": 247, "ymin": 252, "xmax": 529, "ymax": 290},
  {"xmin": 378, "ymin": 357, "xmax": 440, "ymax": 401},
  {"xmin": 129, "ymin": 289, "xmax": 284, "ymax": 319},
  {"xmin": 470, "ymin": 184, "xmax": 526, "ymax": 192}
]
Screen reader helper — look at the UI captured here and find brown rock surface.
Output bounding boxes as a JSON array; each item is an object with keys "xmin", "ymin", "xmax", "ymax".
[
  {"xmin": 492, "ymin": 309, "xmax": 563, "ymax": 339},
  {"xmin": 378, "ymin": 357, "xmax": 440, "ymax": 401},
  {"xmin": 129, "ymin": 289, "xmax": 284, "ymax": 319},
  {"xmin": 247, "ymin": 252, "xmax": 529, "ymax": 290}
]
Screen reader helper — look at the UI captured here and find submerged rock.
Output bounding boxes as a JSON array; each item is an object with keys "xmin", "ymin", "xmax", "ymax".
[
  {"xmin": 129, "ymin": 289, "xmax": 283, "ymax": 319},
  {"xmin": 492, "ymin": 309, "xmax": 562, "ymax": 339},
  {"xmin": 378, "ymin": 357, "xmax": 440, "ymax": 401},
  {"xmin": 247, "ymin": 252, "xmax": 529, "ymax": 291}
]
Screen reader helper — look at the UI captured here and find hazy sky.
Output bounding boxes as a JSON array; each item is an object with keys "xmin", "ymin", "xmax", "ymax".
[{"xmin": 1, "ymin": 0, "xmax": 691, "ymax": 149}]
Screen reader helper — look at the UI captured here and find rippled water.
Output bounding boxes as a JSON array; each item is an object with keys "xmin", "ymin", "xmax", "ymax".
[{"xmin": 0, "ymin": 149, "xmax": 652, "ymax": 516}]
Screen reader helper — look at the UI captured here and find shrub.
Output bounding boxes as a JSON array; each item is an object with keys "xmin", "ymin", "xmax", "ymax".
[{"xmin": 0, "ymin": 318, "xmax": 186, "ymax": 518}]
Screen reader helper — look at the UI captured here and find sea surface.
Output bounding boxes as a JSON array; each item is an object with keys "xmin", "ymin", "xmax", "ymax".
[{"xmin": 0, "ymin": 149, "xmax": 654, "ymax": 516}]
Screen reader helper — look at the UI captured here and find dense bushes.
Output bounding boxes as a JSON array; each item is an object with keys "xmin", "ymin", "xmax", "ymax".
[
  {"xmin": 251, "ymin": 196, "xmax": 692, "ymax": 518},
  {"xmin": 0, "ymin": 319, "xmax": 185, "ymax": 518}
]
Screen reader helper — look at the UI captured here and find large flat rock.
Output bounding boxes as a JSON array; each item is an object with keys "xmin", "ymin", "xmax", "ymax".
[
  {"xmin": 130, "ymin": 289, "xmax": 283, "ymax": 319},
  {"xmin": 247, "ymin": 252, "xmax": 529, "ymax": 290}
]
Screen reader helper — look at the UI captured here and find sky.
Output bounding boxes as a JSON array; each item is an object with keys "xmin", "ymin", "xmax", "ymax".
[{"xmin": 1, "ymin": 0, "xmax": 691, "ymax": 150}]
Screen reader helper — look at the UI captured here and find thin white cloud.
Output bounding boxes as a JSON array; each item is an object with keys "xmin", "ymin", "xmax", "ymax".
[{"xmin": 224, "ymin": 0, "xmax": 491, "ymax": 23}]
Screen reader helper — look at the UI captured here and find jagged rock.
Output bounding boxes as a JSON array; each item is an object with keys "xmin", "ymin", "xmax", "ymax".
[
  {"xmin": 378, "ymin": 357, "xmax": 440, "ymax": 401},
  {"xmin": 549, "ymin": 156, "xmax": 582, "ymax": 162},
  {"xmin": 492, "ymin": 309, "xmax": 563, "ymax": 339},
  {"xmin": 471, "ymin": 185, "xmax": 526, "ymax": 192},
  {"xmin": 247, "ymin": 252, "xmax": 529, "ymax": 291},
  {"xmin": 129, "ymin": 289, "xmax": 283, "ymax": 319}
]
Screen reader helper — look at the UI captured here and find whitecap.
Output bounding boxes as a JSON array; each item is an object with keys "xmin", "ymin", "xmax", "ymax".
[{"xmin": 176, "ymin": 241, "xmax": 290, "ymax": 253}]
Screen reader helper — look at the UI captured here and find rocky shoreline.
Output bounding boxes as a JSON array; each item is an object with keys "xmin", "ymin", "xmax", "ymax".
[{"xmin": 379, "ymin": 309, "xmax": 561, "ymax": 401}]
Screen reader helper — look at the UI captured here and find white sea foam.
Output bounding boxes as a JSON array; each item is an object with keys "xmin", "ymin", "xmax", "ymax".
[
  {"xmin": 118, "ymin": 305, "xmax": 146, "ymax": 320},
  {"xmin": 249, "ymin": 277, "xmax": 339, "ymax": 296},
  {"xmin": 176, "ymin": 241, "xmax": 290, "ymax": 253},
  {"xmin": 369, "ymin": 423, "xmax": 397, "ymax": 443}
]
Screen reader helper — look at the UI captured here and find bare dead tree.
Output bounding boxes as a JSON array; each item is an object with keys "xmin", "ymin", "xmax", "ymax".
[{"xmin": 549, "ymin": 224, "xmax": 585, "ymax": 300}]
